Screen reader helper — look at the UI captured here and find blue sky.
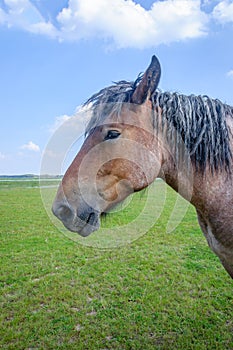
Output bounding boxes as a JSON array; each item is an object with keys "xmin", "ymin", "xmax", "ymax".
[{"xmin": 0, "ymin": 0, "xmax": 233, "ymax": 175}]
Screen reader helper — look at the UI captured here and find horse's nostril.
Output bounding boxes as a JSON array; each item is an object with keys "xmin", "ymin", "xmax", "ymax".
[{"xmin": 53, "ymin": 203, "xmax": 74, "ymax": 221}]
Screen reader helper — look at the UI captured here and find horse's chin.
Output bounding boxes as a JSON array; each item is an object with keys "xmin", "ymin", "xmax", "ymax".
[{"xmin": 61, "ymin": 216, "xmax": 100, "ymax": 237}]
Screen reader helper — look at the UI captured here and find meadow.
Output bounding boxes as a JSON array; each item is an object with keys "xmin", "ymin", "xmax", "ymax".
[{"xmin": 0, "ymin": 179, "xmax": 232, "ymax": 350}]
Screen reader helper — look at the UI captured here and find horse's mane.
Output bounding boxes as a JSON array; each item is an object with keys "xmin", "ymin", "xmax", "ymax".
[{"xmin": 84, "ymin": 78, "xmax": 233, "ymax": 173}]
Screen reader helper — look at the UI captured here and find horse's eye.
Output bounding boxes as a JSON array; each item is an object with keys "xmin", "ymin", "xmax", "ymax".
[{"xmin": 104, "ymin": 130, "xmax": 121, "ymax": 140}]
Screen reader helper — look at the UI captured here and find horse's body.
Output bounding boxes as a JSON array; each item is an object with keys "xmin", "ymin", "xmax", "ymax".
[{"xmin": 53, "ymin": 56, "xmax": 233, "ymax": 278}]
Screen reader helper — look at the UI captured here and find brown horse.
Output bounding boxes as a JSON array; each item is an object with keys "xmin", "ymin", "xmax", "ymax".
[{"xmin": 52, "ymin": 55, "xmax": 233, "ymax": 278}]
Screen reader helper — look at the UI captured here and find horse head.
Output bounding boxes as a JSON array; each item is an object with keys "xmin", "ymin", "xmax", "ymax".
[{"xmin": 52, "ymin": 56, "xmax": 162, "ymax": 236}]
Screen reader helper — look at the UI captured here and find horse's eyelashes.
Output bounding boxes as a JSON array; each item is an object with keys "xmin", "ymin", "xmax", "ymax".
[{"xmin": 104, "ymin": 130, "xmax": 121, "ymax": 141}]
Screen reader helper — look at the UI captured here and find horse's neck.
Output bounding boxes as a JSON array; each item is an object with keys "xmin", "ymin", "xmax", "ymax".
[
  {"xmin": 159, "ymin": 149, "xmax": 233, "ymax": 213},
  {"xmin": 158, "ymin": 147, "xmax": 194, "ymax": 202}
]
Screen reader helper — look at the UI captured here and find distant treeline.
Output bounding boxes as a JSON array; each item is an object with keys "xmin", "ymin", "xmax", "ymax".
[{"xmin": 0, "ymin": 174, "xmax": 63, "ymax": 179}]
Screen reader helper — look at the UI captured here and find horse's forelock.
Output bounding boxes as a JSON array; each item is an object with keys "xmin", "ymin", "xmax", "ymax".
[{"xmin": 84, "ymin": 78, "xmax": 143, "ymax": 135}]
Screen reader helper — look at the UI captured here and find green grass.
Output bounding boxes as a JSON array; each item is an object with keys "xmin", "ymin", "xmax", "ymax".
[{"xmin": 0, "ymin": 180, "xmax": 232, "ymax": 349}]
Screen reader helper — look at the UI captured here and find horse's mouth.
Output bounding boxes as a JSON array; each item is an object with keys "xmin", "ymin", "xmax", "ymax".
[
  {"xmin": 59, "ymin": 213, "xmax": 100, "ymax": 237},
  {"xmin": 65, "ymin": 218, "xmax": 100, "ymax": 236}
]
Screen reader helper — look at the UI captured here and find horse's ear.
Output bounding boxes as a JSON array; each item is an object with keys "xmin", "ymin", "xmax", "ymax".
[{"xmin": 131, "ymin": 55, "xmax": 161, "ymax": 104}]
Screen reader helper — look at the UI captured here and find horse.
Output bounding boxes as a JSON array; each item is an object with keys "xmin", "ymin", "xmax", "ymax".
[{"xmin": 52, "ymin": 55, "xmax": 233, "ymax": 279}]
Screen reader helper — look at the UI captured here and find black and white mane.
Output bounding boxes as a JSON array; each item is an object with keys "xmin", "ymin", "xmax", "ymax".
[{"xmin": 85, "ymin": 78, "xmax": 233, "ymax": 173}]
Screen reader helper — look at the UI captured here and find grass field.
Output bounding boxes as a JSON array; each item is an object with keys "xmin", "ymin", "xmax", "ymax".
[{"xmin": 0, "ymin": 179, "xmax": 232, "ymax": 349}]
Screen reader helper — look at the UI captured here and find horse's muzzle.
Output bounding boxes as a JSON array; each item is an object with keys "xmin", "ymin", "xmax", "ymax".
[{"xmin": 52, "ymin": 200, "xmax": 100, "ymax": 236}]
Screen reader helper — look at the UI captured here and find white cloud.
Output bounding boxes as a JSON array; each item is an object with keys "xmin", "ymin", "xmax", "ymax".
[
  {"xmin": 149, "ymin": 0, "xmax": 208, "ymax": 45},
  {"xmin": 57, "ymin": 0, "xmax": 208, "ymax": 48},
  {"xmin": 50, "ymin": 114, "xmax": 72, "ymax": 133},
  {"xmin": 49, "ymin": 105, "xmax": 92, "ymax": 133},
  {"xmin": 0, "ymin": 8, "xmax": 7, "ymax": 24},
  {"xmin": 0, "ymin": 0, "xmax": 210, "ymax": 47},
  {"xmin": 28, "ymin": 21, "xmax": 58, "ymax": 37},
  {"xmin": 227, "ymin": 70, "xmax": 233, "ymax": 79},
  {"xmin": 0, "ymin": 152, "xmax": 6, "ymax": 159},
  {"xmin": 42, "ymin": 105, "xmax": 92, "ymax": 175},
  {"xmin": 21, "ymin": 141, "xmax": 40, "ymax": 152},
  {"xmin": 213, "ymin": 0, "xmax": 233, "ymax": 24},
  {"xmin": 0, "ymin": 0, "xmax": 58, "ymax": 37}
]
